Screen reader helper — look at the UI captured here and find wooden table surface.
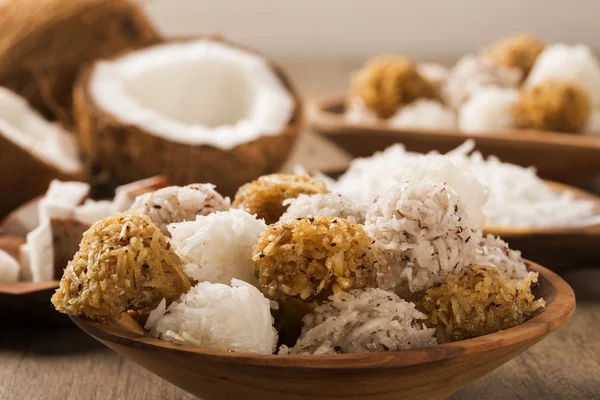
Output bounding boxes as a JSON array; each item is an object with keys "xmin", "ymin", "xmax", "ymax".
[{"xmin": 1, "ymin": 58, "xmax": 599, "ymax": 400}]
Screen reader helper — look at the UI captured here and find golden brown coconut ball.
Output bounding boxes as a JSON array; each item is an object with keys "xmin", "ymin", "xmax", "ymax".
[
  {"xmin": 484, "ymin": 34, "xmax": 545, "ymax": 77},
  {"xmin": 514, "ymin": 79, "xmax": 592, "ymax": 133},
  {"xmin": 233, "ymin": 174, "xmax": 328, "ymax": 224},
  {"xmin": 253, "ymin": 216, "xmax": 378, "ymax": 301},
  {"xmin": 418, "ymin": 265, "xmax": 545, "ymax": 343},
  {"xmin": 351, "ymin": 56, "xmax": 437, "ymax": 118},
  {"xmin": 51, "ymin": 212, "xmax": 192, "ymax": 322}
]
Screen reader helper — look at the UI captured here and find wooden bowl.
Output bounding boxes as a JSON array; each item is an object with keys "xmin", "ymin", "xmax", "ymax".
[
  {"xmin": 307, "ymin": 93, "xmax": 600, "ymax": 186},
  {"xmin": 0, "ymin": 281, "xmax": 64, "ymax": 325},
  {"xmin": 71, "ymin": 261, "xmax": 574, "ymax": 400}
]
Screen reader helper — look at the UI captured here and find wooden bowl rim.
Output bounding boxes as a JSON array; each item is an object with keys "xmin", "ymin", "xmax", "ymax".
[
  {"xmin": 307, "ymin": 93, "xmax": 600, "ymax": 149},
  {"xmin": 0, "ymin": 280, "xmax": 59, "ymax": 295},
  {"xmin": 70, "ymin": 261, "xmax": 574, "ymax": 370}
]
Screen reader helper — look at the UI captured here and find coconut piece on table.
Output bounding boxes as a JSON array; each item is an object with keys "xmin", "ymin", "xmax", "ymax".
[
  {"xmin": 0, "ymin": 249, "xmax": 20, "ymax": 283},
  {"xmin": 145, "ymin": 279, "xmax": 278, "ymax": 355},
  {"xmin": 168, "ymin": 209, "xmax": 266, "ymax": 285},
  {"xmin": 112, "ymin": 175, "xmax": 169, "ymax": 212},
  {"xmin": 0, "ymin": 0, "xmax": 160, "ymax": 123},
  {"xmin": 74, "ymin": 37, "xmax": 301, "ymax": 196},
  {"xmin": 0, "ymin": 88, "xmax": 83, "ymax": 218}
]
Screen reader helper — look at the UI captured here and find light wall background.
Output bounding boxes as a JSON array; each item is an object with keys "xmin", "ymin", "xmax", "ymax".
[{"xmin": 146, "ymin": 0, "xmax": 599, "ymax": 60}]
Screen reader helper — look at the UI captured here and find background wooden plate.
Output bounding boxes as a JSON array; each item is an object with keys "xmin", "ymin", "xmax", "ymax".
[
  {"xmin": 0, "ymin": 281, "xmax": 65, "ymax": 326},
  {"xmin": 70, "ymin": 262, "xmax": 574, "ymax": 400},
  {"xmin": 307, "ymin": 93, "xmax": 600, "ymax": 187}
]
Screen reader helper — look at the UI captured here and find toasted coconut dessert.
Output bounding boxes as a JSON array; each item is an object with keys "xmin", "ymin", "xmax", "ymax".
[
  {"xmin": 74, "ymin": 37, "xmax": 301, "ymax": 195},
  {"xmin": 0, "ymin": 0, "xmax": 159, "ymax": 123},
  {"xmin": 0, "ymin": 88, "xmax": 83, "ymax": 217}
]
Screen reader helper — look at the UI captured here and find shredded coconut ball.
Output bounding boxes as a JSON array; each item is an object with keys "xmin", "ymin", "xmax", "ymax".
[
  {"xmin": 279, "ymin": 193, "xmax": 365, "ymax": 224},
  {"xmin": 388, "ymin": 100, "xmax": 456, "ymax": 130},
  {"xmin": 469, "ymin": 234, "xmax": 529, "ymax": 281},
  {"xmin": 364, "ymin": 181, "xmax": 479, "ymax": 293},
  {"xmin": 129, "ymin": 184, "xmax": 230, "ymax": 235},
  {"xmin": 145, "ymin": 279, "xmax": 278, "ymax": 354},
  {"xmin": 458, "ymin": 87, "xmax": 519, "ymax": 132},
  {"xmin": 282, "ymin": 288, "xmax": 436, "ymax": 355},
  {"xmin": 168, "ymin": 209, "xmax": 266, "ymax": 285}
]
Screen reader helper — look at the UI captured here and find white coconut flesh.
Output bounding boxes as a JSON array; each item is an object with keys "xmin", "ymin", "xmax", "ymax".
[
  {"xmin": 0, "ymin": 249, "xmax": 20, "ymax": 282},
  {"xmin": 89, "ymin": 40, "xmax": 295, "ymax": 150},
  {"xmin": 0, "ymin": 88, "xmax": 80, "ymax": 173}
]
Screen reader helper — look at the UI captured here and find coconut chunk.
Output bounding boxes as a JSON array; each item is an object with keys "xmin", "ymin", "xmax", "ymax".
[
  {"xmin": 18, "ymin": 243, "xmax": 32, "ymax": 281},
  {"xmin": 38, "ymin": 180, "xmax": 90, "ymax": 221},
  {"xmin": 112, "ymin": 175, "xmax": 169, "ymax": 212},
  {"xmin": 0, "ymin": 89, "xmax": 83, "ymax": 216},
  {"xmin": 25, "ymin": 221, "xmax": 54, "ymax": 282},
  {"xmin": 0, "ymin": 197, "xmax": 40, "ymax": 236},
  {"xmin": 73, "ymin": 200, "xmax": 113, "ymax": 225},
  {"xmin": 0, "ymin": 249, "xmax": 20, "ymax": 282}
]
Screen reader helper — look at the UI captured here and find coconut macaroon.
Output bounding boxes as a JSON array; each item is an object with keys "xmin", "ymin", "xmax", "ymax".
[
  {"xmin": 483, "ymin": 34, "xmax": 545, "ymax": 78},
  {"xmin": 234, "ymin": 174, "xmax": 328, "ymax": 224},
  {"xmin": 51, "ymin": 213, "xmax": 192, "ymax": 322},
  {"xmin": 526, "ymin": 44, "xmax": 600, "ymax": 107},
  {"xmin": 129, "ymin": 184, "xmax": 230, "ymax": 235},
  {"xmin": 168, "ymin": 209, "xmax": 266, "ymax": 285},
  {"xmin": 364, "ymin": 181, "xmax": 479, "ymax": 294},
  {"xmin": 279, "ymin": 193, "xmax": 365, "ymax": 224},
  {"xmin": 282, "ymin": 288, "xmax": 436, "ymax": 355},
  {"xmin": 442, "ymin": 55, "xmax": 522, "ymax": 109},
  {"xmin": 470, "ymin": 235, "xmax": 529, "ymax": 281},
  {"xmin": 514, "ymin": 79, "xmax": 592, "ymax": 133},
  {"xmin": 418, "ymin": 265, "xmax": 545, "ymax": 343},
  {"xmin": 75, "ymin": 37, "xmax": 301, "ymax": 195},
  {"xmin": 0, "ymin": 0, "xmax": 160, "ymax": 122},
  {"xmin": 458, "ymin": 87, "xmax": 519, "ymax": 132},
  {"xmin": 351, "ymin": 56, "xmax": 437, "ymax": 118},
  {"xmin": 0, "ymin": 88, "xmax": 83, "ymax": 217},
  {"xmin": 145, "ymin": 279, "xmax": 278, "ymax": 354},
  {"xmin": 388, "ymin": 99, "xmax": 456, "ymax": 130},
  {"xmin": 253, "ymin": 217, "xmax": 378, "ymax": 301}
]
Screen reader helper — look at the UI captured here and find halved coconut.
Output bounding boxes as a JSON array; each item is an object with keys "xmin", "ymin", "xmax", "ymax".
[
  {"xmin": 0, "ymin": 0, "xmax": 160, "ymax": 123},
  {"xmin": 0, "ymin": 88, "xmax": 84, "ymax": 217},
  {"xmin": 74, "ymin": 37, "xmax": 302, "ymax": 196}
]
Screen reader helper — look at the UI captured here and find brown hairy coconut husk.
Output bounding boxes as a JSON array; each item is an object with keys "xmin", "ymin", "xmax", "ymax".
[
  {"xmin": 74, "ymin": 37, "xmax": 301, "ymax": 197},
  {"xmin": 0, "ymin": 89, "xmax": 84, "ymax": 218},
  {"xmin": 0, "ymin": 0, "xmax": 160, "ymax": 124}
]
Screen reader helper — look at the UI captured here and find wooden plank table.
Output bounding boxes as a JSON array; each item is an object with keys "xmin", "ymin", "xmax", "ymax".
[{"xmin": 1, "ymin": 58, "xmax": 599, "ymax": 400}]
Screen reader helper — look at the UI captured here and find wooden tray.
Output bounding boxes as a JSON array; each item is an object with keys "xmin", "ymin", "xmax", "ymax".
[
  {"xmin": 307, "ymin": 93, "xmax": 600, "ymax": 186},
  {"xmin": 71, "ymin": 261, "xmax": 573, "ymax": 400}
]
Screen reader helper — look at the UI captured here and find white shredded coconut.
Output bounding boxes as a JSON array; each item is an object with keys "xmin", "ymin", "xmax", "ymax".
[
  {"xmin": 458, "ymin": 87, "xmax": 519, "ymax": 132},
  {"xmin": 388, "ymin": 100, "xmax": 456, "ymax": 130},
  {"xmin": 282, "ymin": 288, "xmax": 436, "ymax": 355},
  {"xmin": 345, "ymin": 96, "xmax": 379, "ymax": 124},
  {"xmin": 168, "ymin": 209, "xmax": 266, "ymax": 285},
  {"xmin": 279, "ymin": 193, "xmax": 365, "ymax": 224},
  {"xmin": 469, "ymin": 234, "xmax": 529, "ymax": 281},
  {"xmin": 145, "ymin": 279, "xmax": 278, "ymax": 354}
]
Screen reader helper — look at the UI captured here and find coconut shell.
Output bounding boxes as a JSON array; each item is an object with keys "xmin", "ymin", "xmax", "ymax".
[
  {"xmin": 0, "ymin": 0, "xmax": 161, "ymax": 124},
  {"xmin": 74, "ymin": 37, "xmax": 302, "ymax": 197},
  {"xmin": 0, "ymin": 134, "xmax": 84, "ymax": 219},
  {"xmin": 50, "ymin": 217, "xmax": 90, "ymax": 278}
]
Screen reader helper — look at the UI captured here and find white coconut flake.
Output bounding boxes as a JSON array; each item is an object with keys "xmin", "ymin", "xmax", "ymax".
[
  {"xmin": 89, "ymin": 39, "xmax": 295, "ymax": 149},
  {"xmin": 38, "ymin": 180, "xmax": 90, "ymax": 221},
  {"xmin": 0, "ymin": 88, "xmax": 81, "ymax": 174},
  {"xmin": 459, "ymin": 87, "xmax": 519, "ymax": 132},
  {"xmin": 168, "ymin": 209, "xmax": 266, "ymax": 285},
  {"xmin": 0, "ymin": 249, "xmax": 20, "ymax": 282},
  {"xmin": 145, "ymin": 279, "xmax": 278, "ymax": 354},
  {"xmin": 470, "ymin": 234, "xmax": 529, "ymax": 281},
  {"xmin": 284, "ymin": 288, "xmax": 436, "ymax": 355},
  {"xmin": 73, "ymin": 200, "xmax": 114, "ymax": 225},
  {"xmin": 388, "ymin": 100, "xmax": 456, "ymax": 130},
  {"xmin": 280, "ymin": 193, "xmax": 365, "ymax": 224},
  {"xmin": 25, "ymin": 221, "xmax": 54, "ymax": 282}
]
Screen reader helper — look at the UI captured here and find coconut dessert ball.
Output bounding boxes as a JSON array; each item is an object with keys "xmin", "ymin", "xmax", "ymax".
[
  {"xmin": 279, "ymin": 193, "xmax": 365, "ymax": 224},
  {"xmin": 233, "ymin": 174, "xmax": 328, "ymax": 224},
  {"xmin": 388, "ymin": 99, "xmax": 456, "ymax": 130},
  {"xmin": 130, "ymin": 184, "xmax": 230, "ymax": 235},
  {"xmin": 483, "ymin": 34, "xmax": 545, "ymax": 77},
  {"xmin": 145, "ymin": 279, "xmax": 278, "ymax": 354},
  {"xmin": 345, "ymin": 96, "xmax": 380, "ymax": 124},
  {"xmin": 443, "ymin": 55, "xmax": 522, "ymax": 109},
  {"xmin": 282, "ymin": 288, "xmax": 436, "ymax": 355},
  {"xmin": 253, "ymin": 216, "xmax": 377, "ymax": 300},
  {"xmin": 469, "ymin": 234, "xmax": 529, "ymax": 281},
  {"xmin": 51, "ymin": 213, "xmax": 192, "ymax": 322},
  {"xmin": 167, "ymin": 209, "xmax": 266, "ymax": 285},
  {"xmin": 351, "ymin": 56, "xmax": 437, "ymax": 118},
  {"xmin": 418, "ymin": 265, "xmax": 545, "ymax": 343},
  {"xmin": 514, "ymin": 79, "xmax": 592, "ymax": 133},
  {"xmin": 526, "ymin": 44, "xmax": 600, "ymax": 106},
  {"xmin": 458, "ymin": 87, "xmax": 519, "ymax": 132},
  {"xmin": 364, "ymin": 181, "xmax": 479, "ymax": 293}
]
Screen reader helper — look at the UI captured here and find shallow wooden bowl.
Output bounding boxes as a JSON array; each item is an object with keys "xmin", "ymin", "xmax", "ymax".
[
  {"xmin": 307, "ymin": 93, "xmax": 600, "ymax": 186},
  {"xmin": 71, "ymin": 262, "xmax": 574, "ymax": 400},
  {"xmin": 0, "ymin": 281, "xmax": 64, "ymax": 325}
]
